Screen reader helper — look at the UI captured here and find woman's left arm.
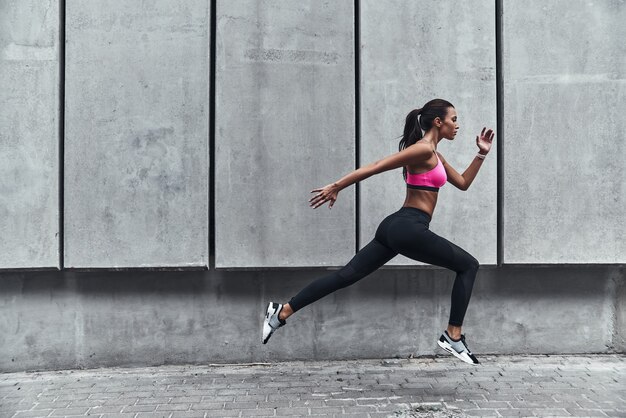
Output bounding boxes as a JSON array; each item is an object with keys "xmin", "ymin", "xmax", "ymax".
[{"xmin": 440, "ymin": 128, "xmax": 495, "ymax": 191}]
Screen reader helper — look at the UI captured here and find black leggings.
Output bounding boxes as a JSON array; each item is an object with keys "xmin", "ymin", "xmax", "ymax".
[{"xmin": 288, "ymin": 207, "xmax": 479, "ymax": 326}]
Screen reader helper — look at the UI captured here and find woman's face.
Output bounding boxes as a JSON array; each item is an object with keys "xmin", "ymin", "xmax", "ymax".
[{"xmin": 440, "ymin": 107, "xmax": 459, "ymax": 140}]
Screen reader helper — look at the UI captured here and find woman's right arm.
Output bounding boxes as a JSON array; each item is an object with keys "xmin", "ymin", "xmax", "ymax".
[{"xmin": 309, "ymin": 143, "xmax": 431, "ymax": 209}]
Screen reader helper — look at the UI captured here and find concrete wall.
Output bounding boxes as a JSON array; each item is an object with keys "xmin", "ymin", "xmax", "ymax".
[
  {"xmin": 0, "ymin": 266, "xmax": 623, "ymax": 372},
  {"xmin": 360, "ymin": 0, "xmax": 497, "ymax": 265},
  {"xmin": 503, "ymin": 0, "xmax": 626, "ymax": 263},
  {"xmin": 64, "ymin": 0, "xmax": 209, "ymax": 268},
  {"xmin": 0, "ymin": 0, "xmax": 59, "ymax": 268},
  {"xmin": 215, "ymin": 1, "xmax": 356, "ymax": 268}
]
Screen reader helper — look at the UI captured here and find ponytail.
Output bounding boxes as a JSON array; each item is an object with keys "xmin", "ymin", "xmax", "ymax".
[
  {"xmin": 398, "ymin": 108, "xmax": 423, "ymax": 180},
  {"xmin": 398, "ymin": 99, "xmax": 454, "ymax": 180}
]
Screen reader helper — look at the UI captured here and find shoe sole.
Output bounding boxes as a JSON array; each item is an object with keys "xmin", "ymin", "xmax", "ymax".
[{"xmin": 437, "ymin": 339, "xmax": 479, "ymax": 365}]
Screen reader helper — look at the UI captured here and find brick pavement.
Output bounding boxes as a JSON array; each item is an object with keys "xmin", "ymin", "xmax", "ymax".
[{"xmin": 0, "ymin": 355, "xmax": 624, "ymax": 417}]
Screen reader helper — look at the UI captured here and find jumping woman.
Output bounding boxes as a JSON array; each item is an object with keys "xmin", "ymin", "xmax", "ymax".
[{"xmin": 262, "ymin": 99, "xmax": 494, "ymax": 365}]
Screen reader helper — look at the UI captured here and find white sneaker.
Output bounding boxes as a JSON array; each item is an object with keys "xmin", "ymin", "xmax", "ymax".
[
  {"xmin": 437, "ymin": 331, "xmax": 480, "ymax": 365},
  {"xmin": 262, "ymin": 302, "xmax": 285, "ymax": 344}
]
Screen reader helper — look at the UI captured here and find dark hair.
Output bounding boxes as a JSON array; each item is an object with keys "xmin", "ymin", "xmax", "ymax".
[{"xmin": 398, "ymin": 99, "xmax": 454, "ymax": 179}]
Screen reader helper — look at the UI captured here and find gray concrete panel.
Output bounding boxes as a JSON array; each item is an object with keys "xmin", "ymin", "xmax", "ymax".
[
  {"xmin": 64, "ymin": 0, "xmax": 209, "ymax": 268},
  {"xmin": 359, "ymin": 0, "xmax": 497, "ymax": 266},
  {"xmin": 0, "ymin": 0, "xmax": 59, "ymax": 269},
  {"xmin": 215, "ymin": 1, "xmax": 356, "ymax": 267},
  {"xmin": 503, "ymin": 0, "xmax": 626, "ymax": 263},
  {"xmin": 0, "ymin": 266, "xmax": 623, "ymax": 372}
]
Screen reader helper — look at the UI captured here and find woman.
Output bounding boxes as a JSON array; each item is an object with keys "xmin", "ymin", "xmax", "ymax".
[{"xmin": 262, "ymin": 99, "xmax": 494, "ymax": 365}]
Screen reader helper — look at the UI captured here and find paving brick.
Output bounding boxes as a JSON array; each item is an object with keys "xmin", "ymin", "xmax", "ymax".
[
  {"xmin": 338, "ymin": 405, "xmax": 377, "ymax": 413},
  {"xmin": 291, "ymin": 399, "xmax": 326, "ymax": 408},
  {"xmin": 509, "ymin": 400, "xmax": 551, "ymax": 409},
  {"xmin": 189, "ymin": 401, "xmax": 223, "ymax": 410},
  {"xmin": 50, "ymin": 407, "xmax": 90, "ymax": 415},
  {"xmin": 88, "ymin": 405, "xmax": 126, "ymax": 414},
  {"xmin": 261, "ymin": 400, "xmax": 290, "ymax": 408},
  {"xmin": 33, "ymin": 401, "xmax": 71, "ymax": 409},
  {"xmin": 12, "ymin": 411, "xmax": 54, "ymax": 418},
  {"xmin": 324, "ymin": 399, "xmax": 357, "ymax": 407},
  {"xmin": 356, "ymin": 398, "xmax": 388, "ymax": 406},
  {"xmin": 443, "ymin": 401, "xmax": 477, "ymax": 409},
  {"xmin": 375, "ymin": 403, "xmax": 406, "ymax": 412},
  {"xmin": 530, "ymin": 408, "xmax": 571, "ymax": 417},
  {"xmin": 227, "ymin": 383, "xmax": 259, "ymax": 389},
  {"xmin": 135, "ymin": 413, "xmax": 171, "ymax": 418},
  {"xmin": 156, "ymin": 403, "xmax": 191, "ymax": 411},
  {"xmin": 310, "ymin": 406, "xmax": 343, "ymax": 414},
  {"xmin": 276, "ymin": 407, "xmax": 309, "ymax": 415},
  {"xmin": 201, "ymin": 395, "xmax": 233, "ymax": 402},
  {"xmin": 235, "ymin": 394, "xmax": 267, "ymax": 402},
  {"xmin": 278, "ymin": 386, "xmax": 313, "ymax": 394},
  {"xmin": 496, "ymin": 409, "xmax": 540, "ymax": 417},
  {"xmin": 168, "ymin": 396, "xmax": 203, "ymax": 404},
  {"xmin": 88, "ymin": 392, "xmax": 121, "ymax": 400},
  {"xmin": 241, "ymin": 408, "xmax": 276, "ymax": 416},
  {"xmin": 474, "ymin": 400, "xmax": 511, "ymax": 409},
  {"xmin": 223, "ymin": 401, "xmax": 257, "ymax": 409},
  {"xmin": 216, "ymin": 389, "xmax": 248, "ymax": 396},
  {"xmin": 169, "ymin": 413, "xmax": 206, "ymax": 418},
  {"xmin": 267, "ymin": 394, "xmax": 293, "ymax": 402},
  {"xmin": 122, "ymin": 403, "xmax": 159, "ymax": 412},
  {"xmin": 134, "ymin": 397, "xmax": 168, "ymax": 405},
  {"xmin": 205, "ymin": 409, "xmax": 240, "ymax": 417},
  {"xmin": 33, "ymin": 395, "xmax": 59, "ymax": 403},
  {"xmin": 464, "ymin": 409, "xmax": 499, "ymax": 416},
  {"xmin": 566, "ymin": 408, "xmax": 609, "ymax": 417}
]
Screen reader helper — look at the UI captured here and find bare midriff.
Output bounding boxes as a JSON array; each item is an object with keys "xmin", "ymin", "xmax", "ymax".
[{"xmin": 402, "ymin": 189, "xmax": 438, "ymax": 217}]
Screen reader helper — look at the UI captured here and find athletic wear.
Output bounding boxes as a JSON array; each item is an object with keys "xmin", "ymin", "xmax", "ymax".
[
  {"xmin": 437, "ymin": 331, "xmax": 480, "ymax": 365},
  {"xmin": 288, "ymin": 207, "xmax": 478, "ymax": 327},
  {"xmin": 262, "ymin": 302, "xmax": 285, "ymax": 344},
  {"xmin": 406, "ymin": 155, "xmax": 447, "ymax": 192}
]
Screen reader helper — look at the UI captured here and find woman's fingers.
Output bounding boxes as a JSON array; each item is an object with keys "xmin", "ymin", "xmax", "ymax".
[
  {"xmin": 312, "ymin": 198, "xmax": 328, "ymax": 209},
  {"xmin": 309, "ymin": 188, "xmax": 326, "ymax": 202},
  {"xmin": 310, "ymin": 194, "xmax": 337, "ymax": 209},
  {"xmin": 309, "ymin": 194, "xmax": 325, "ymax": 205},
  {"xmin": 478, "ymin": 128, "xmax": 495, "ymax": 143},
  {"xmin": 310, "ymin": 192, "xmax": 328, "ymax": 206}
]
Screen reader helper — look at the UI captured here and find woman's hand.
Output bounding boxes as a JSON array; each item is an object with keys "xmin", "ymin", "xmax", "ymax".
[
  {"xmin": 309, "ymin": 183, "xmax": 340, "ymax": 209},
  {"xmin": 476, "ymin": 127, "xmax": 495, "ymax": 155}
]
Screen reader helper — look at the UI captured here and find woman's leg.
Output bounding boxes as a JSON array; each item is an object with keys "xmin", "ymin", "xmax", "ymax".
[
  {"xmin": 387, "ymin": 224, "xmax": 479, "ymax": 333},
  {"xmin": 281, "ymin": 238, "xmax": 397, "ymax": 320}
]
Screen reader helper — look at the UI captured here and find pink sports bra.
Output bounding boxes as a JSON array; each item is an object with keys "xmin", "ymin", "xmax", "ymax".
[{"xmin": 405, "ymin": 154, "xmax": 447, "ymax": 192}]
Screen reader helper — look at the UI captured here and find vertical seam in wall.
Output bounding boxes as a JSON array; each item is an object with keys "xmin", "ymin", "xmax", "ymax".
[
  {"xmin": 208, "ymin": 0, "xmax": 217, "ymax": 268},
  {"xmin": 496, "ymin": 0, "xmax": 504, "ymax": 267},
  {"xmin": 59, "ymin": 0, "xmax": 66, "ymax": 270},
  {"xmin": 354, "ymin": 0, "xmax": 361, "ymax": 254}
]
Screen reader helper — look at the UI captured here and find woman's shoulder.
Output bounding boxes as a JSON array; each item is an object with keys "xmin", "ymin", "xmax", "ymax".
[{"xmin": 405, "ymin": 141, "xmax": 434, "ymax": 159}]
